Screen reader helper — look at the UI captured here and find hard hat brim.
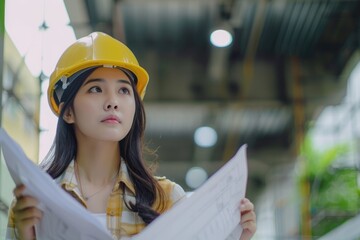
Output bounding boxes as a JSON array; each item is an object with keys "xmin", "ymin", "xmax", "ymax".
[{"xmin": 48, "ymin": 60, "xmax": 149, "ymax": 116}]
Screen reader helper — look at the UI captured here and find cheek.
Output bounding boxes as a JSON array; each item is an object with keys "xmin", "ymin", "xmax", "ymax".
[
  {"xmin": 72, "ymin": 97, "xmax": 96, "ymax": 121},
  {"xmin": 126, "ymin": 102, "xmax": 136, "ymax": 125}
]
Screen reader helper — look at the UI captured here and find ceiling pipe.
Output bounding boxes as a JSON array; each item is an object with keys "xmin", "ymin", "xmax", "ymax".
[
  {"xmin": 64, "ymin": 0, "xmax": 92, "ymax": 38},
  {"xmin": 234, "ymin": 0, "xmax": 268, "ymax": 59},
  {"xmin": 112, "ymin": 0, "xmax": 126, "ymax": 43},
  {"xmin": 220, "ymin": 0, "xmax": 269, "ymax": 159},
  {"xmin": 206, "ymin": 0, "xmax": 237, "ymax": 92},
  {"xmin": 242, "ymin": 0, "xmax": 268, "ymax": 98}
]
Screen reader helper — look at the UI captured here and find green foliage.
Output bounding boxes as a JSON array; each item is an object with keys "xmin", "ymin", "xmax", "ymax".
[
  {"xmin": 312, "ymin": 168, "xmax": 359, "ymax": 212},
  {"xmin": 311, "ymin": 168, "xmax": 359, "ymax": 236},
  {"xmin": 312, "ymin": 217, "xmax": 350, "ymax": 238},
  {"xmin": 298, "ymin": 132, "xmax": 359, "ymax": 237},
  {"xmin": 299, "ymin": 134, "xmax": 350, "ymax": 178}
]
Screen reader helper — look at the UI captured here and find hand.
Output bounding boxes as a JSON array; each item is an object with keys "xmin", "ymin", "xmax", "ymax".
[
  {"xmin": 12, "ymin": 184, "xmax": 43, "ymax": 240},
  {"xmin": 239, "ymin": 198, "xmax": 256, "ymax": 240}
]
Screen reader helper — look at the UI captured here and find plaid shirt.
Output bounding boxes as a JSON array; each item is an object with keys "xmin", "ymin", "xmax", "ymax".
[{"xmin": 6, "ymin": 160, "xmax": 186, "ymax": 239}]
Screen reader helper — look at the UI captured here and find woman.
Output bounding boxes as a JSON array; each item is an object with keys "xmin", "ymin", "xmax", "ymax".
[{"xmin": 7, "ymin": 32, "xmax": 256, "ymax": 240}]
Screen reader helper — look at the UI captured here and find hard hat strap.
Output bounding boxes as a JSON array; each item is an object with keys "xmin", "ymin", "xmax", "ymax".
[{"xmin": 54, "ymin": 66, "xmax": 100, "ymax": 104}]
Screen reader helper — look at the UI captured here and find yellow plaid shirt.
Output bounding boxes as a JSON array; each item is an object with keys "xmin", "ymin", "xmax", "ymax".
[{"xmin": 6, "ymin": 160, "xmax": 186, "ymax": 239}]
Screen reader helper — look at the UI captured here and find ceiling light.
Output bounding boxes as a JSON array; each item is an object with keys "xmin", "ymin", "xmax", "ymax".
[
  {"xmin": 210, "ymin": 29, "xmax": 233, "ymax": 47},
  {"xmin": 194, "ymin": 126, "xmax": 218, "ymax": 147},
  {"xmin": 185, "ymin": 167, "xmax": 208, "ymax": 189}
]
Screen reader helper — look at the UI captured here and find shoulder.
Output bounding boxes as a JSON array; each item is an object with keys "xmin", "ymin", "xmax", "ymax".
[
  {"xmin": 154, "ymin": 176, "xmax": 167, "ymax": 181},
  {"xmin": 154, "ymin": 175, "xmax": 175, "ymax": 188},
  {"xmin": 154, "ymin": 176, "xmax": 186, "ymax": 204}
]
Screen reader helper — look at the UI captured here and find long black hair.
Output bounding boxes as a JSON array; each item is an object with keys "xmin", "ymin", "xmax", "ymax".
[{"xmin": 43, "ymin": 67, "xmax": 165, "ymax": 224}]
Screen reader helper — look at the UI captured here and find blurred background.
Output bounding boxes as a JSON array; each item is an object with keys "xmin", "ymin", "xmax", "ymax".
[{"xmin": 1, "ymin": 0, "xmax": 360, "ymax": 239}]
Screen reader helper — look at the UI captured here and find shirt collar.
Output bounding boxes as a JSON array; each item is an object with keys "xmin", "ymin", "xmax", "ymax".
[
  {"xmin": 115, "ymin": 159, "xmax": 136, "ymax": 194},
  {"xmin": 58, "ymin": 160, "xmax": 78, "ymax": 192},
  {"xmin": 58, "ymin": 159, "xmax": 136, "ymax": 194}
]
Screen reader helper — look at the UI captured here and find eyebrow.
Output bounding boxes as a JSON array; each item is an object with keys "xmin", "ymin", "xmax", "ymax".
[{"xmin": 83, "ymin": 78, "xmax": 132, "ymax": 86}]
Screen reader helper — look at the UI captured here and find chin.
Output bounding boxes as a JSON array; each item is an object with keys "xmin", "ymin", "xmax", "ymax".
[{"xmin": 101, "ymin": 132, "xmax": 128, "ymax": 142}]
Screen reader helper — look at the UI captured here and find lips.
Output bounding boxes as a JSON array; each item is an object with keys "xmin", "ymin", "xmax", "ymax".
[{"xmin": 101, "ymin": 115, "xmax": 121, "ymax": 123}]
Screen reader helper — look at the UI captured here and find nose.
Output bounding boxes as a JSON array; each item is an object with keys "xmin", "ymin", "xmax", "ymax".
[
  {"xmin": 104, "ymin": 94, "xmax": 119, "ymax": 111},
  {"xmin": 105, "ymin": 103, "xmax": 118, "ymax": 110}
]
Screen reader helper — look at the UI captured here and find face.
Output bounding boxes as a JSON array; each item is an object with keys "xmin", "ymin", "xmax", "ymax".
[{"xmin": 64, "ymin": 67, "xmax": 136, "ymax": 142}]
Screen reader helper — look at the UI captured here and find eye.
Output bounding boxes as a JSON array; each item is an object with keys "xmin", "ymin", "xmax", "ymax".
[
  {"xmin": 119, "ymin": 87, "xmax": 131, "ymax": 95},
  {"xmin": 88, "ymin": 86, "xmax": 102, "ymax": 93}
]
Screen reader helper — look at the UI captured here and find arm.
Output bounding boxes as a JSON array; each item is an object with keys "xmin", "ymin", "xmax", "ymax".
[
  {"xmin": 6, "ymin": 185, "xmax": 43, "ymax": 240},
  {"xmin": 239, "ymin": 198, "xmax": 256, "ymax": 240}
]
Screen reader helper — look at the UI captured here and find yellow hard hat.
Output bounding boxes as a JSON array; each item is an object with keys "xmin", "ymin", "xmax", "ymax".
[{"xmin": 47, "ymin": 32, "xmax": 149, "ymax": 116}]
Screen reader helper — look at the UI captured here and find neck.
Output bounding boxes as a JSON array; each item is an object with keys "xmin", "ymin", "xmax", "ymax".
[{"xmin": 75, "ymin": 139, "xmax": 121, "ymax": 185}]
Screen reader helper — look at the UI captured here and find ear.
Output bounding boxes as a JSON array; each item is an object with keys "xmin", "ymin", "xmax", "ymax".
[{"xmin": 59, "ymin": 102, "xmax": 75, "ymax": 124}]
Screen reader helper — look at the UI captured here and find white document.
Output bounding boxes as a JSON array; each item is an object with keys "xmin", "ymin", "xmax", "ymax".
[
  {"xmin": 1, "ymin": 128, "xmax": 248, "ymax": 240},
  {"xmin": 0, "ymin": 129, "xmax": 113, "ymax": 240},
  {"xmin": 133, "ymin": 144, "xmax": 248, "ymax": 240}
]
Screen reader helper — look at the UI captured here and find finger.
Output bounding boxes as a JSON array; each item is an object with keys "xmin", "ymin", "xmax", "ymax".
[
  {"xmin": 16, "ymin": 216, "xmax": 41, "ymax": 229},
  {"xmin": 241, "ymin": 198, "xmax": 250, "ymax": 204},
  {"xmin": 241, "ymin": 210, "xmax": 256, "ymax": 224},
  {"xmin": 13, "ymin": 196, "xmax": 39, "ymax": 212},
  {"xmin": 14, "ymin": 207, "xmax": 43, "ymax": 222},
  {"xmin": 240, "ymin": 198, "xmax": 254, "ymax": 209},
  {"xmin": 241, "ymin": 219, "xmax": 257, "ymax": 233},
  {"xmin": 13, "ymin": 185, "xmax": 26, "ymax": 199},
  {"xmin": 240, "ymin": 199, "xmax": 254, "ymax": 212}
]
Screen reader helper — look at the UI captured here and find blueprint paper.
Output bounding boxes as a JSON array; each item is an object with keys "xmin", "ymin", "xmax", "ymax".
[
  {"xmin": 1, "ymin": 128, "xmax": 248, "ymax": 240},
  {"xmin": 133, "ymin": 144, "xmax": 248, "ymax": 240},
  {"xmin": 0, "ymin": 129, "xmax": 113, "ymax": 240}
]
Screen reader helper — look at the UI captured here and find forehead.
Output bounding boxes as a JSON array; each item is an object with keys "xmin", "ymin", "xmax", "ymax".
[{"xmin": 86, "ymin": 67, "xmax": 131, "ymax": 81}]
